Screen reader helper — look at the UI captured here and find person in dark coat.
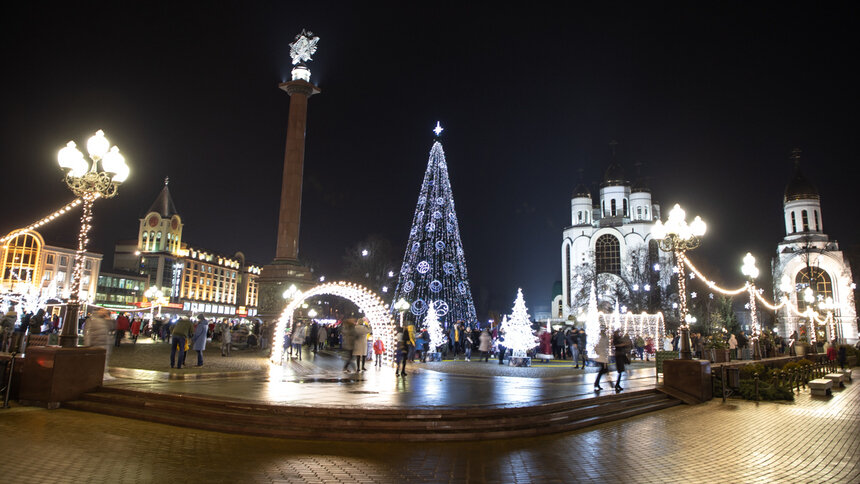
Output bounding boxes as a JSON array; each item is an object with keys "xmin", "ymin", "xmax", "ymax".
[
  {"xmin": 612, "ymin": 329, "xmax": 631, "ymax": 391},
  {"xmin": 191, "ymin": 315, "xmax": 208, "ymax": 367},
  {"xmin": 309, "ymin": 321, "xmax": 320, "ymax": 353},
  {"xmin": 28, "ymin": 309, "xmax": 44, "ymax": 335},
  {"xmin": 577, "ymin": 329, "xmax": 588, "ymax": 368}
]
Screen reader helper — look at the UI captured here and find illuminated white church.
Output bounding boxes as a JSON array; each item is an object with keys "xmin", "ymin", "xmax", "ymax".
[
  {"xmin": 771, "ymin": 151, "xmax": 858, "ymax": 344},
  {"xmin": 553, "ymin": 146, "xmax": 672, "ymax": 319}
]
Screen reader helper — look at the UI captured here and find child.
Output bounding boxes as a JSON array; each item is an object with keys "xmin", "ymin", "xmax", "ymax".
[{"xmin": 373, "ymin": 337, "xmax": 385, "ymax": 367}]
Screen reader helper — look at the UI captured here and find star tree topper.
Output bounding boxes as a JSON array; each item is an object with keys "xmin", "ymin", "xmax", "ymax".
[
  {"xmin": 433, "ymin": 121, "xmax": 444, "ymax": 137},
  {"xmin": 289, "ymin": 29, "xmax": 319, "ymax": 65}
]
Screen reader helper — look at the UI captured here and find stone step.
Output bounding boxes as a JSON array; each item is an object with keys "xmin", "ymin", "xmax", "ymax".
[
  {"xmin": 64, "ymin": 388, "xmax": 680, "ymax": 441},
  {"xmin": 91, "ymin": 384, "xmax": 661, "ymax": 420},
  {"xmin": 73, "ymin": 390, "xmax": 673, "ymax": 433},
  {"xmin": 64, "ymin": 396, "xmax": 680, "ymax": 442}
]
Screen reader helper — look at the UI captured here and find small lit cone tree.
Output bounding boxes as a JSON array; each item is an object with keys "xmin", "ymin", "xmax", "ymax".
[
  {"xmin": 503, "ymin": 288, "xmax": 538, "ymax": 358},
  {"xmin": 585, "ymin": 282, "xmax": 601, "ymax": 358},
  {"xmin": 424, "ymin": 300, "xmax": 447, "ymax": 357}
]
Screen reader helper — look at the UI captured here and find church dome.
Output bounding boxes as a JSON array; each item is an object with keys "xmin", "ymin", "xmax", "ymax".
[
  {"xmin": 600, "ymin": 141, "xmax": 628, "ymax": 188},
  {"xmin": 784, "ymin": 150, "xmax": 819, "ymax": 202},
  {"xmin": 571, "ymin": 182, "xmax": 591, "ymax": 199}
]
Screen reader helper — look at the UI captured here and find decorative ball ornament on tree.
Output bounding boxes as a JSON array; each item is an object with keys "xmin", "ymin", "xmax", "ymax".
[
  {"xmin": 502, "ymin": 288, "xmax": 538, "ymax": 358},
  {"xmin": 424, "ymin": 301, "xmax": 448, "ymax": 353},
  {"xmin": 390, "ymin": 123, "xmax": 478, "ymax": 326}
]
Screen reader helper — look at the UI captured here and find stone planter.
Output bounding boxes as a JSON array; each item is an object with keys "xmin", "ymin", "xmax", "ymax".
[
  {"xmin": 795, "ymin": 344, "xmax": 808, "ymax": 357},
  {"xmin": 713, "ymin": 349, "xmax": 730, "ymax": 363}
]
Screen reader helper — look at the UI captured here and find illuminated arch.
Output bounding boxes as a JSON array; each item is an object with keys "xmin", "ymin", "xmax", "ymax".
[{"xmin": 271, "ymin": 281, "xmax": 396, "ymax": 365}]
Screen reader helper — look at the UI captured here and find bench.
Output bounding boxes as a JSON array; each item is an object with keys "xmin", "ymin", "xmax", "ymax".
[
  {"xmin": 824, "ymin": 373, "xmax": 845, "ymax": 388},
  {"xmin": 808, "ymin": 378, "xmax": 833, "ymax": 396},
  {"xmin": 838, "ymin": 369, "xmax": 852, "ymax": 382}
]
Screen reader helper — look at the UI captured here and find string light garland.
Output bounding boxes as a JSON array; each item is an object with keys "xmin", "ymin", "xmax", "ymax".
[
  {"xmin": 0, "ymin": 198, "xmax": 83, "ymax": 243},
  {"xmin": 683, "ymin": 257, "xmax": 747, "ymax": 296}
]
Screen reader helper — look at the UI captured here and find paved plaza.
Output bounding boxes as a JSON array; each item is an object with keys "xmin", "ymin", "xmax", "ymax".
[
  {"xmin": 2, "ymin": 340, "xmax": 858, "ymax": 482},
  {"xmin": 1, "ymin": 367, "xmax": 856, "ymax": 483}
]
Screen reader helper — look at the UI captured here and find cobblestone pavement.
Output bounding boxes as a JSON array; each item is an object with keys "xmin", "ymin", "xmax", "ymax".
[
  {"xmin": 107, "ymin": 338, "xmax": 270, "ymax": 373},
  {"xmin": 2, "ymin": 370, "xmax": 856, "ymax": 483}
]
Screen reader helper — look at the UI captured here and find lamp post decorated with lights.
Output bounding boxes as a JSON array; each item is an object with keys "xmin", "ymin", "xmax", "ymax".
[
  {"xmin": 57, "ymin": 130, "xmax": 129, "ymax": 348},
  {"xmin": 803, "ymin": 287, "xmax": 818, "ymax": 353},
  {"xmin": 145, "ymin": 286, "xmax": 163, "ymax": 323},
  {"xmin": 652, "ymin": 204, "xmax": 706, "ymax": 360},
  {"xmin": 818, "ymin": 296, "xmax": 838, "ymax": 344},
  {"xmin": 741, "ymin": 253, "xmax": 762, "ymax": 360},
  {"xmin": 394, "ymin": 298, "xmax": 410, "ymax": 327}
]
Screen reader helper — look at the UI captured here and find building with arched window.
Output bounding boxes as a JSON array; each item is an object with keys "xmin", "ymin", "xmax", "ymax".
[
  {"xmin": 553, "ymin": 146, "xmax": 672, "ymax": 319},
  {"xmin": 772, "ymin": 151, "xmax": 857, "ymax": 344},
  {"xmin": 0, "ymin": 229, "xmax": 101, "ymax": 301}
]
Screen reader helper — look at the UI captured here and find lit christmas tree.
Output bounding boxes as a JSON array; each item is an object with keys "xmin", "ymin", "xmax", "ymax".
[
  {"xmin": 502, "ymin": 288, "xmax": 538, "ymax": 358},
  {"xmin": 424, "ymin": 300, "xmax": 447, "ymax": 353},
  {"xmin": 390, "ymin": 123, "xmax": 477, "ymax": 326}
]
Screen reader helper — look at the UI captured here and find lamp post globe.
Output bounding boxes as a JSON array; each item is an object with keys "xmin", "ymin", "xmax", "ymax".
[
  {"xmin": 654, "ymin": 203, "xmax": 705, "ymax": 360},
  {"xmin": 57, "ymin": 129, "xmax": 129, "ymax": 348}
]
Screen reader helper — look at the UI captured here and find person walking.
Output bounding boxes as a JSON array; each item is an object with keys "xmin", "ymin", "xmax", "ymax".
[
  {"xmin": 130, "ymin": 318, "xmax": 141, "ymax": 344},
  {"xmin": 341, "ymin": 320, "xmax": 356, "ymax": 371},
  {"xmin": 464, "ymin": 327, "xmax": 474, "ymax": 361},
  {"xmin": 576, "ymin": 329, "xmax": 588, "ymax": 368},
  {"xmin": 114, "ymin": 312, "xmax": 130, "ymax": 347},
  {"xmin": 594, "ymin": 329, "xmax": 610, "ymax": 391},
  {"xmin": 84, "ymin": 308, "xmax": 115, "ymax": 381},
  {"xmin": 221, "ymin": 321, "xmax": 232, "ymax": 357},
  {"xmin": 352, "ymin": 319, "xmax": 370, "ymax": 371},
  {"xmin": 393, "ymin": 327, "xmax": 407, "ymax": 376},
  {"xmin": 479, "ymin": 328, "xmax": 492, "ymax": 362},
  {"xmin": 728, "ymin": 333, "xmax": 738, "ymax": 360},
  {"xmin": 317, "ymin": 324, "xmax": 327, "ymax": 351},
  {"xmin": 613, "ymin": 329, "xmax": 632, "ymax": 391},
  {"xmin": 373, "ymin": 337, "xmax": 385, "ymax": 368},
  {"xmin": 0, "ymin": 306, "xmax": 17, "ymax": 353},
  {"xmin": 170, "ymin": 317, "xmax": 193, "ymax": 369},
  {"xmin": 291, "ymin": 322, "xmax": 306, "ymax": 361},
  {"xmin": 191, "ymin": 315, "xmax": 208, "ymax": 367}
]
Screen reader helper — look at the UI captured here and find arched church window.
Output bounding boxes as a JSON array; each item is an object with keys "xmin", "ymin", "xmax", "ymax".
[
  {"xmin": 602, "ymin": 200, "xmax": 606, "ymax": 217},
  {"xmin": 645, "ymin": 207, "xmax": 648, "ymax": 220},
  {"xmin": 637, "ymin": 207, "xmax": 642, "ymax": 220},
  {"xmin": 796, "ymin": 267, "xmax": 833, "ymax": 312},
  {"xmin": 578, "ymin": 211, "xmax": 583, "ymax": 223},
  {"xmin": 623, "ymin": 199, "xmax": 628, "ymax": 217},
  {"xmin": 814, "ymin": 211, "xmax": 819, "ymax": 231},
  {"xmin": 595, "ymin": 234, "xmax": 621, "ymax": 275},
  {"xmin": 791, "ymin": 212, "xmax": 797, "ymax": 233},
  {"xmin": 801, "ymin": 210, "xmax": 809, "ymax": 232},
  {"xmin": 610, "ymin": 199, "xmax": 617, "ymax": 217}
]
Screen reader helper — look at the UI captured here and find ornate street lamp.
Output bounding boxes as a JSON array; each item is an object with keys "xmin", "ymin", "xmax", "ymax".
[
  {"xmin": 57, "ymin": 130, "xmax": 129, "ymax": 348},
  {"xmin": 652, "ymin": 204, "xmax": 706, "ymax": 360},
  {"xmin": 741, "ymin": 253, "xmax": 762, "ymax": 360},
  {"xmin": 145, "ymin": 285, "xmax": 163, "ymax": 323},
  {"xmin": 394, "ymin": 298, "xmax": 410, "ymax": 327}
]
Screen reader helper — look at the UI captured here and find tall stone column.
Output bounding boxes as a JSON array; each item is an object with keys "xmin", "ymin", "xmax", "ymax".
[
  {"xmin": 275, "ymin": 79, "xmax": 319, "ymax": 261},
  {"xmin": 258, "ymin": 30, "xmax": 322, "ymax": 321}
]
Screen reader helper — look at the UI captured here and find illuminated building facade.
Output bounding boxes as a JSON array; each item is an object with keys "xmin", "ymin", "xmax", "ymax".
[
  {"xmin": 113, "ymin": 179, "xmax": 261, "ymax": 318},
  {"xmin": 554, "ymin": 146, "xmax": 672, "ymax": 319},
  {"xmin": 94, "ymin": 271, "xmax": 149, "ymax": 310},
  {"xmin": 772, "ymin": 153, "xmax": 858, "ymax": 344},
  {"xmin": 1, "ymin": 229, "xmax": 102, "ymax": 301}
]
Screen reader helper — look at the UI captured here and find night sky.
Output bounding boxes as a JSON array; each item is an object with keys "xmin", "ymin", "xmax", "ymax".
[{"xmin": 1, "ymin": 3, "xmax": 857, "ymax": 317}]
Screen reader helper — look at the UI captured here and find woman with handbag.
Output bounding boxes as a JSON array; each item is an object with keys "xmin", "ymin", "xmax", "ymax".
[{"xmin": 612, "ymin": 329, "xmax": 632, "ymax": 391}]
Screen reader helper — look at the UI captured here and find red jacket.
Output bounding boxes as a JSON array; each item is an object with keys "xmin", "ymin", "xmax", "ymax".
[
  {"xmin": 373, "ymin": 339, "xmax": 385, "ymax": 354},
  {"xmin": 115, "ymin": 314, "xmax": 131, "ymax": 331},
  {"xmin": 130, "ymin": 320, "xmax": 141, "ymax": 335}
]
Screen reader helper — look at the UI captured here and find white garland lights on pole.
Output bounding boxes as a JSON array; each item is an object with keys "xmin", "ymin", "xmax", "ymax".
[
  {"xmin": 503, "ymin": 288, "xmax": 538, "ymax": 358},
  {"xmin": 424, "ymin": 300, "xmax": 447, "ymax": 352},
  {"xmin": 270, "ymin": 281, "xmax": 395, "ymax": 365},
  {"xmin": 585, "ymin": 282, "xmax": 601, "ymax": 357}
]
